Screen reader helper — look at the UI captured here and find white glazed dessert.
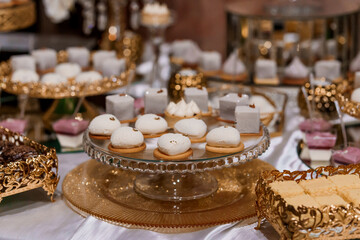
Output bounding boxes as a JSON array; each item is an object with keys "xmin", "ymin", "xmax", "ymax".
[
  {"xmin": 141, "ymin": 2, "xmax": 170, "ymax": 25},
  {"xmin": 314, "ymin": 60, "xmax": 341, "ymax": 81},
  {"xmin": 351, "ymin": 88, "xmax": 360, "ymax": 103},
  {"xmin": 219, "ymin": 93, "xmax": 249, "ymax": 122},
  {"xmin": 10, "ymin": 55, "xmax": 36, "ymax": 71},
  {"xmin": 144, "ymin": 88, "xmax": 168, "ymax": 114},
  {"xmin": 135, "ymin": 114, "xmax": 168, "ymax": 137},
  {"xmin": 222, "ymin": 49, "xmax": 246, "ymax": 75},
  {"xmin": 106, "ymin": 93, "xmax": 135, "ymax": 122},
  {"xmin": 283, "ymin": 57, "xmax": 309, "ymax": 79},
  {"xmin": 92, "ymin": 50, "xmax": 116, "ymax": 72},
  {"xmin": 88, "ymin": 114, "xmax": 121, "ymax": 139},
  {"xmin": 101, "ymin": 58, "xmax": 126, "ymax": 77},
  {"xmin": 31, "ymin": 48, "xmax": 57, "ymax": 71},
  {"xmin": 235, "ymin": 104, "xmax": 260, "ymax": 134},
  {"xmin": 154, "ymin": 133, "xmax": 192, "ymax": 160},
  {"xmin": 174, "ymin": 118, "xmax": 207, "ymax": 143},
  {"xmin": 55, "ymin": 63, "xmax": 82, "ymax": 79},
  {"xmin": 67, "ymin": 47, "xmax": 90, "ymax": 68},
  {"xmin": 255, "ymin": 59, "xmax": 278, "ymax": 85},
  {"xmin": 108, "ymin": 127, "xmax": 146, "ymax": 153},
  {"xmin": 11, "ymin": 69, "xmax": 39, "ymax": 83},
  {"xmin": 41, "ymin": 73, "xmax": 68, "ymax": 85},
  {"xmin": 171, "ymin": 40, "xmax": 202, "ymax": 65},
  {"xmin": 205, "ymin": 126, "xmax": 244, "ymax": 153},
  {"xmin": 200, "ymin": 51, "xmax": 222, "ymax": 72},
  {"xmin": 75, "ymin": 71, "xmax": 103, "ymax": 83},
  {"xmin": 165, "ymin": 99, "xmax": 201, "ymax": 127},
  {"xmin": 184, "ymin": 87, "xmax": 209, "ymax": 113}
]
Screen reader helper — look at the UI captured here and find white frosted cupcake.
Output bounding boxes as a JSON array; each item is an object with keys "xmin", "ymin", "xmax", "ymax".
[
  {"xmin": 153, "ymin": 133, "xmax": 192, "ymax": 160},
  {"xmin": 108, "ymin": 127, "xmax": 146, "ymax": 153},
  {"xmin": 205, "ymin": 126, "xmax": 244, "ymax": 153},
  {"xmin": 55, "ymin": 63, "xmax": 82, "ymax": 79},
  {"xmin": 75, "ymin": 71, "xmax": 103, "ymax": 83},
  {"xmin": 135, "ymin": 114, "xmax": 168, "ymax": 138},
  {"xmin": 11, "ymin": 69, "xmax": 39, "ymax": 83},
  {"xmin": 41, "ymin": 73, "xmax": 68, "ymax": 85},
  {"xmin": 88, "ymin": 114, "xmax": 121, "ymax": 139},
  {"xmin": 174, "ymin": 118, "xmax": 207, "ymax": 143}
]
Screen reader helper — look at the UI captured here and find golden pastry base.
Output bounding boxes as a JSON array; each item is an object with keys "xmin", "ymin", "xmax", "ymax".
[
  {"xmin": 63, "ymin": 158, "xmax": 274, "ymax": 229},
  {"xmin": 282, "ymin": 76, "xmax": 308, "ymax": 86},
  {"xmin": 198, "ymin": 68, "xmax": 248, "ymax": 82},
  {"xmin": 254, "ymin": 77, "xmax": 280, "ymax": 85}
]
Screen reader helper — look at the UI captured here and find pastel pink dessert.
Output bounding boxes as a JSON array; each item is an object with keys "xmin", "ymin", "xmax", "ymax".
[
  {"xmin": 299, "ymin": 118, "xmax": 332, "ymax": 132},
  {"xmin": 306, "ymin": 132, "xmax": 337, "ymax": 162},
  {"xmin": 0, "ymin": 118, "xmax": 27, "ymax": 134},
  {"xmin": 333, "ymin": 147, "xmax": 360, "ymax": 164},
  {"xmin": 52, "ymin": 119, "xmax": 89, "ymax": 135},
  {"xmin": 52, "ymin": 118, "xmax": 89, "ymax": 148}
]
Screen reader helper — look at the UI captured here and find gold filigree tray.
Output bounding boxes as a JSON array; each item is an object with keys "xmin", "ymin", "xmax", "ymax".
[
  {"xmin": 0, "ymin": 127, "xmax": 59, "ymax": 202},
  {"xmin": 0, "ymin": 52, "xmax": 134, "ymax": 99},
  {"xmin": 63, "ymin": 158, "xmax": 274, "ymax": 228},
  {"xmin": 337, "ymin": 80, "xmax": 360, "ymax": 119},
  {"xmin": 256, "ymin": 165, "xmax": 360, "ymax": 240}
]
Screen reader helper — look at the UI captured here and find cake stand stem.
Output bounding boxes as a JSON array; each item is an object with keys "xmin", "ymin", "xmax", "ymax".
[{"xmin": 134, "ymin": 172, "xmax": 218, "ymax": 201}]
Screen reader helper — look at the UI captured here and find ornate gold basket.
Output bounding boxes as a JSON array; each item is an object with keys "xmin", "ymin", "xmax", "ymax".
[
  {"xmin": 336, "ymin": 80, "xmax": 360, "ymax": 119},
  {"xmin": 0, "ymin": 0, "xmax": 36, "ymax": 32},
  {"xmin": 0, "ymin": 52, "xmax": 134, "ymax": 99},
  {"xmin": 256, "ymin": 165, "xmax": 360, "ymax": 240},
  {"xmin": 0, "ymin": 127, "xmax": 59, "ymax": 202}
]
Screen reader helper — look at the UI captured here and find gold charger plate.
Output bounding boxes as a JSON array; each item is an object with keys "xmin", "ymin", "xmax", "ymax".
[{"xmin": 63, "ymin": 158, "xmax": 274, "ymax": 229}]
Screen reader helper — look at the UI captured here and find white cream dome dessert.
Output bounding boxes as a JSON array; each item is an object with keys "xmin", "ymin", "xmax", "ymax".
[
  {"xmin": 108, "ymin": 127, "xmax": 146, "ymax": 153},
  {"xmin": 12, "ymin": 69, "xmax": 39, "ymax": 83},
  {"xmin": 88, "ymin": 114, "xmax": 121, "ymax": 139},
  {"xmin": 174, "ymin": 118, "xmax": 207, "ymax": 142},
  {"xmin": 165, "ymin": 99, "xmax": 201, "ymax": 128},
  {"xmin": 41, "ymin": 73, "xmax": 68, "ymax": 85},
  {"xmin": 154, "ymin": 133, "xmax": 192, "ymax": 160},
  {"xmin": 135, "ymin": 114, "xmax": 168, "ymax": 137},
  {"xmin": 205, "ymin": 126, "xmax": 244, "ymax": 153},
  {"xmin": 351, "ymin": 88, "xmax": 360, "ymax": 103},
  {"xmin": 75, "ymin": 71, "xmax": 103, "ymax": 83},
  {"xmin": 55, "ymin": 63, "xmax": 82, "ymax": 79}
]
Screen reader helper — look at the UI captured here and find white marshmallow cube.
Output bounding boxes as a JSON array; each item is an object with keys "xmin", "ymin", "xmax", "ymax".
[
  {"xmin": 219, "ymin": 93, "xmax": 249, "ymax": 121},
  {"xmin": 235, "ymin": 105, "xmax": 260, "ymax": 133},
  {"xmin": 184, "ymin": 87, "xmax": 208, "ymax": 112},
  {"xmin": 106, "ymin": 94, "xmax": 135, "ymax": 121},
  {"xmin": 144, "ymin": 88, "xmax": 168, "ymax": 114}
]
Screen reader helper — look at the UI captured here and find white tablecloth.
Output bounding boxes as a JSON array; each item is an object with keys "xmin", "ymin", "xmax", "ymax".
[{"xmin": 0, "ymin": 88, "xmax": 309, "ymax": 240}]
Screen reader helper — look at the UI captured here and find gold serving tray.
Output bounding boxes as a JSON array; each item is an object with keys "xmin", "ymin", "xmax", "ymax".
[
  {"xmin": 63, "ymin": 158, "xmax": 274, "ymax": 229},
  {"xmin": 0, "ymin": 51, "xmax": 134, "ymax": 99},
  {"xmin": 0, "ymin": 127, "xmax": 59, "ymax": 202},
  {"xmin": 337, "ymin": 80, "xmax": 360, "ymax": 119},
  {"xmin": 256, "ymin": 165, "xmax": 360, "ymax": 240}
]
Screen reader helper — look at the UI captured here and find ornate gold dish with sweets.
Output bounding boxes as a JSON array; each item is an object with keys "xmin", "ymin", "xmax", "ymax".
[
  {"xmin": 337, "ymin": 80, "xmax": 360, "ymax": 119},
  {"xmin": 0, "ymin": 55, "xmax": 135, "ymax": 99},
  {"xmin": 0, "ymin": 127, "xmax": 59, "ymax": 202},
  {"xmin": 256, "ymin": 165, "xmax": 360, "ymax": 240},
  {"xmin": 0, "ymin": 0, "xmax": 36, "ymax": 32},
  {"xmin": 63, "ymin": 118, "xmax": 272, "ymax": 228}
]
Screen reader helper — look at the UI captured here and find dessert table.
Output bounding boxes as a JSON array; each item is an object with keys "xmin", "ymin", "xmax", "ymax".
[{"xmin": 0, "ymin": 87, "xmax": 310, "ymax": 239}]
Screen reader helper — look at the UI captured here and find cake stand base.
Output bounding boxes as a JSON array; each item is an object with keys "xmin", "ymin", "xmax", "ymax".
[
  {"xmin": 63, "ymin": 159, "xmax": 274, "ymax": 228},
  {"xmin": 134, "ymin": 172, "xmax": 218, "ymax": 201}
]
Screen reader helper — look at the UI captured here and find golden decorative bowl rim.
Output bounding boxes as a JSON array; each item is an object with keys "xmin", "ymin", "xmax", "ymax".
[
  {"xmin": 256, "ymin": 164, "xmax": 360, "ymax": 239},
  {"xmin": 0, "ymin": 51, "xmax": 135, "ymax": 99},
  {"xmin": 0, "ymin": 126, "xmax": 59, "ymax": 201}
]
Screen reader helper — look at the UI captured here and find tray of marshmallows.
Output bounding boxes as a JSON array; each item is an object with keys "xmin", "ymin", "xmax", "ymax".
[
  {"xmin": 82, "ymin": 86, "xmax": 269, "ymax": 161},
  {"xmin": 256, "ymin": 164, "xmax": 360, "ymax": 239},
  {"xmin": 0, "ymin": 47, "xmax": 133, "ymax": 98}
]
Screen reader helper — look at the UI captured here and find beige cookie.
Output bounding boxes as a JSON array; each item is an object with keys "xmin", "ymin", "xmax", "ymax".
[
  {"xmin": 108, "ymin": 143, "xmax": 146, "ymax": 153},
  {"xmin": 153, "ymin": 148, "xmax": 193, "ymax": 160},
  {"xmin": 205, "ymin": 142, "xmax": 244, "ymax": 154}
]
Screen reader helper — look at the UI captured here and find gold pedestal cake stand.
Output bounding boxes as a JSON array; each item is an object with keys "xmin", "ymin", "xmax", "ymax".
[{"xmin": 63, "ymin": 120, "xmax": 273, "ymax": 229}]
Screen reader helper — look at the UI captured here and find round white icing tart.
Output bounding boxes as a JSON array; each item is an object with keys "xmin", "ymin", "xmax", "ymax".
[
  {"xmin": 55, "ymin": 63, "xmax": 81, "ymax": 79},
  {"xmin": 75, "ymin": 71, "xmax": 103, "ymax": 83},
  {"xmin": 108, "ymin": 127, "xmax": 145, "ymax": 153},
  {"xmin": 154, "ymin": 133, "xmax": 192, "ymax": 160},
  {"xmin": 12, "ymin": 69, "xmax": 39, "ymax": 83},
  {"xmin": 89, "ymin": 114, "xmax": 121, "ymax": 139},
  {"xmin": 174, "ymin": 118, "xmax": 207, "ymax": 142},
  {"xmin": 135, "ymin": 114, "xmax": 168, "ymax": 136},
  {"xmin": 41, "ymin": 73, "xmax": 68, "ymax": 85},
  {"xmin": 351, "ymin": 88, "xmax": 360, "ymax": 103},
  {"xmin": 206, "ymin": 126, "xmax": 244, "ymax": 154}
]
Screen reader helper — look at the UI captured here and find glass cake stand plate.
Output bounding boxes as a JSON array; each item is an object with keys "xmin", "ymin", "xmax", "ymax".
[
  {"xmin": 82, "ymin": 118, "xmax": 270, "ymax": 201},
  {"xmin": 63, "ymin": 158, "xmax": 275, "ymax": 229}
]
